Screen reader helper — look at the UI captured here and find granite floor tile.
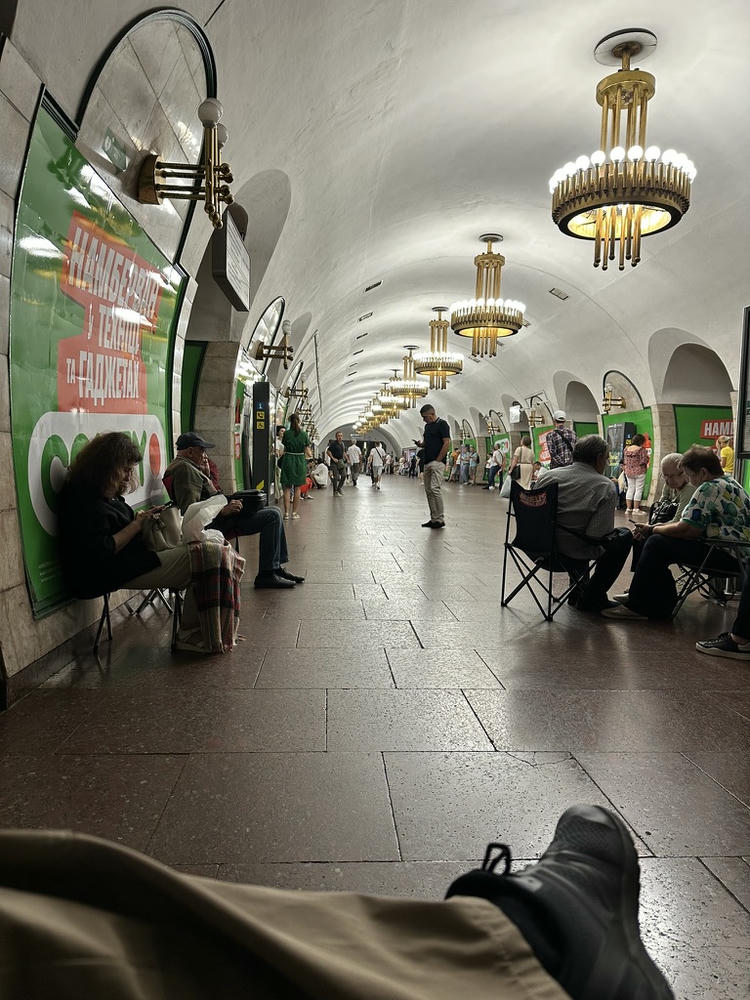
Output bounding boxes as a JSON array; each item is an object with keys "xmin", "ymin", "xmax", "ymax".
[
  {"xmin": 700, "ymin": 857, "xmax": 750, "ymax": 910},
  {"xmin": 465, "ymin": 689, "xmax": 750, "ymax": 751},
  {"xmin": 384, "ymin": 751, "xmax": 617, "ymax": 861},
  {"xmin": 682, "ymin": 750, "xmax": 750, "ymax": 803},
  {"xmin": 60, "ymin": 689, "xmax": 325, "ymax": 754},
  {"xmin": 353, "ymin": 583, "xmax": 388, "ymax": 599},
  {"xmin": 706, "ymin": 690, "xmax": 750, "ymax": 722},
  {"xmin": 363, "ymin": 600, "xmax": 454, "ymax": 621},
  {"xmin": 255, "ymin": 647, "xmax": 393, "ymax": 688},
  {"xmin": 260, "ymin": 583, "xmax": 356, "ymax": 601},
  {"xmin": 261, "ymin": 600, "xmax": 366, "ymax": 620},
  {"xmin": 386, "ymin": 649, "xmax": 503, "ymax": 689},
  {"xmin": 298, "ymin": 619, "xmax": 418, "ymax": 648},
  {"xmin": 0, "ymin": 754, "xmax": 185, "ymax": 850},
  {"xmin": 327, "ymin": 690, "xmax": 493, "ymax": 751},
  {"xmin": 0, "ymin": 690, "xmax": 103, "ymax": 753},
  {"xmin": 148, "ymin": 752, "xmax": 399, "ymax": 864},
  {"xmin": 575, "ymin": 752, "xmax": 750, "ymax": 855},
  {"xmin": 218, "ymin": 860, "xmax": 472, "ymax": 897},
  {"xmin": 639, "ymin": 858, "xmax": 750, "ymax": 1000}
]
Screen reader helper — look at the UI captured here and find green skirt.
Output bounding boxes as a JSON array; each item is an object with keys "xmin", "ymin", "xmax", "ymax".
[{"xmin": 280, "ymin": 452, "xmax": 308, "ymax": 487}]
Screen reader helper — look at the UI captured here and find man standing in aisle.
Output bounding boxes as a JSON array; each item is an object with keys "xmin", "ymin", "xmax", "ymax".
[
  {"xmin": 546, "ymin": 411, "xmax": 577, "ymax": 469},
  {"xmin": 326, "ymin": 432, "xmax": 347, "ymax": 496},
  {"xmin": 487, "ymin": 442, "xmax": 505, "ymax": 490},
  {"xmin": 346, "ymin": 439, "xmax": 362, "ymax": 486},
  {"xmin": 419, "ymin": 403, "xmax": 451, "ymax": 528}
]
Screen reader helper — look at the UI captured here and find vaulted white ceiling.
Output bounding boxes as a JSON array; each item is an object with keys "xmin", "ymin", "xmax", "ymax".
[{"xmin": 11, "ymin": 0, "xmax": 750, "ymax": 443}]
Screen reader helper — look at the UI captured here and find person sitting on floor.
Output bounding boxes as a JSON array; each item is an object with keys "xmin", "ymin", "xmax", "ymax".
[
  {"xmin": 163, "ymin": 431, "xmax": 303, "ymax": 590},
  {"xmin": 536, "ymin": 435, "xmax": 633, "ymax": 614},
  {"xmin": 57, "ymin": 431, "xmax": 243, "ymax": 654},
  {"xmin": 603, "ymin": 445, "xmax": 750, "ymax": 620}
]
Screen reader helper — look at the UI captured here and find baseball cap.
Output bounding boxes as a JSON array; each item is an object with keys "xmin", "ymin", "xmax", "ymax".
[
  {"xmin": 176, "ymin": 431, "xmax": 215, "ymax": 450},
  {"xmin": 553, "ymin": 410, "xmax": 566, "ymax": 421}
]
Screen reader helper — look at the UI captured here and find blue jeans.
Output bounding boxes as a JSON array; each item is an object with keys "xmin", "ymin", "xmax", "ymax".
[
  {"xmin": 487, "ymin": 465, "xmax": 502, "ymax": 489},
  {"xmin": 214, "ymin": 506, "xmax": 289, "ymax": 573}
]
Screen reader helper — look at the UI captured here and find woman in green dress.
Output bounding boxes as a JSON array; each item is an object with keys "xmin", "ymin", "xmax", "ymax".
[{"xmin": 281, "ymin": 413, "xmax": 311, "ymax": 519}]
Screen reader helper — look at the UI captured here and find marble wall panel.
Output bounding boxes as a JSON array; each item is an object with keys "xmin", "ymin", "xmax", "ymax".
[{"xmin": 0, "ymin": 37, "xmax": 42, "ymax": 121}]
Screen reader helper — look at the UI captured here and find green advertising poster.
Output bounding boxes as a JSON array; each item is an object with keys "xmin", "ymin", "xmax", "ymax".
[
  {"xmin": 10, "ymin": 107, "xmax": 183, "ymax": 616},
  {"xmin": 532, "ymin": 425, "xmax": 554, "ymax": 464},
  {"xmin": 574, "ymin": 421, "xmax": 598, "ymax": 438},
  {"xmin": 673, "ymin": 405, "xmax": 733, "ymax": 453},
  {"xmin": 602, "ymin": 407, "xmax": 655, "ymax": 498},
  {"xmin": 485, "ymin": 433, "xmax": 511, "ymax": 481}
]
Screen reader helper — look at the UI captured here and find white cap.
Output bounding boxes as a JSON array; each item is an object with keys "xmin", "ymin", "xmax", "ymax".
[{"xmin": 553, "ymin": 410, "xmax": 566, "ymax": 421}]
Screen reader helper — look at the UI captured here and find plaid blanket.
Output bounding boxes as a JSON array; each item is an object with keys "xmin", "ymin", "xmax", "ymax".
[{"xmin": 186, "ymin": 540, "xmax": 245, "ymax": 653}]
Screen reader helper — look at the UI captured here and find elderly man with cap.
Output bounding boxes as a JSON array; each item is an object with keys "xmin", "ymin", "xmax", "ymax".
[
  {"xmin": 545, "ymin": 411, "xmax": 577, "ymax": 469},
  {"xmin": 163, "ymin": 432, "xmax": 303, "ymax": 589}
]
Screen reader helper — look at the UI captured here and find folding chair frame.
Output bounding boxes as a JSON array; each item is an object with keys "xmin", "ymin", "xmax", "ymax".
[{"xmin": 671, "ymin": 538, "xmax": 747, "ymax": 619}]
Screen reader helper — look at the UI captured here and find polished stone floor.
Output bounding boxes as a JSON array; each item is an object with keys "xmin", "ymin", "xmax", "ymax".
[{"xmin": 3, "ymin": 475, "xmax": 749, "ymax": 999}]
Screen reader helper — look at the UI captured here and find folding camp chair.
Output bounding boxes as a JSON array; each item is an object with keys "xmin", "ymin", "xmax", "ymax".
[
  {"xmin": 671, "ymin": 537, "xmax": 747, "ymax": 619},
  {"xmin": 500, "ymin": 480, "xmax": 601, "ymax": 622}
]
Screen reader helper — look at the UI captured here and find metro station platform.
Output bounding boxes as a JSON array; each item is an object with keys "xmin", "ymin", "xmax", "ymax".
[{"xmin": 1, "ymin": 477, "xmax": 748, "ymax": 999}]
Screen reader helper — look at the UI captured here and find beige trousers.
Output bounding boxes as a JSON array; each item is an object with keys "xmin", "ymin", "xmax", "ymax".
[
  {"xmin": 423, "ymin": 460, "xmax": 445, "ymax": 521},
  {"xmin": 0, "ymin": 829, "xmax": 568, "ymax": 1000}
]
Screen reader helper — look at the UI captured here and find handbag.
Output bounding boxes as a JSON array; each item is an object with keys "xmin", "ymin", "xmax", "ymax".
[
  {"xmin": 510, "ymin": 465, "xmax": 521, "ymax": 481},
  {"xmin": 229, "ymin": 489, "xmax": 266, "ymax": 515},
  {"xmin": 142, "ymin": 505, "xmax": 182, "ymax": 552}
]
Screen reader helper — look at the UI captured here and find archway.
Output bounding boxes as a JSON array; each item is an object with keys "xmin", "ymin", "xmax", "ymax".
[
  {"xmin": 564, "ymin": 381, "xmax": 599, "ymax": 421},
  {"xmin": 662, "ymin": 344, "xmax": 733, "ymax": 405}
]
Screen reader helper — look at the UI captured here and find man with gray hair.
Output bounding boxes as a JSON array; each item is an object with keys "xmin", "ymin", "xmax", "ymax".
[{"xmin": 537, "ymin": 435, "xmax": 632, "ymax": 612}]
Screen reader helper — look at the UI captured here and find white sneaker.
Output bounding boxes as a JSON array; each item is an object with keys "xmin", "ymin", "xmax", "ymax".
[
  {"xmin": 291, "ymin": 513, "xmax": 301, "ymax": 519},
  {"xmin": 283, "ymin": 513, "xmax": 290, "ymax": 519},
  {"xmin": 612, "ymin": 592, "xmax": 629, "ymax": 604},
  {"xmin": 488, "ymin": 486, "xmax": 495, "ymax": 491}
]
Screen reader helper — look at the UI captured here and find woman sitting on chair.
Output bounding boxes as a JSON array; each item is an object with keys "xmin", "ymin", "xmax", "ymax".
[{"xmin": 57, "ymin": 432, "xmax": 243, "ymax": 653}]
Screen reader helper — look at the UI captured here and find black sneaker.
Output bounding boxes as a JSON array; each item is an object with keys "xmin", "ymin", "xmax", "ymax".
[
  {"xmin": 445, "ymin": 804, "xmax": 674, "ymax": 1000},
  {"xmin": 696, "ymin": 632, "xmax": 750, "ymax": 660},
  {"xmin": 278, "ymin": 568, "xmax": 305, "ymax": 584}
]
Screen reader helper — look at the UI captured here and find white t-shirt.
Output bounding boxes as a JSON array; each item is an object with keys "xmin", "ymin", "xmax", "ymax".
[
  {"xmin": 346, "ymin": 444, "xmax": 362, "ymax": 464},
  {"xmin": 491, "ymin": 449, "xmax": 504, "ymax": 467},
  {"xmin": 370, "ymin": 446, "xmax": 386, "ymax": 468}
]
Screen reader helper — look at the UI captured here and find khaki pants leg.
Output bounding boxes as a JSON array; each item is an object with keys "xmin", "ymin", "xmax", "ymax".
[
  {"xmin": 423, "ymin": 461, "xmax": 445, "ymax": 521},
  {"xmin": 125, "ymin": 546, "xmax": 198, "ymax": 629}
]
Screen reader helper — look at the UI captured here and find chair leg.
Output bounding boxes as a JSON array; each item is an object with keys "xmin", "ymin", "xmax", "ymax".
[
  {"xmin": 94, "ymin": 594, "xmax": 111, "ymax": 652},
  {"xmin": 170, "ymin": 590, "xmax": 184, "ymax": 651}
]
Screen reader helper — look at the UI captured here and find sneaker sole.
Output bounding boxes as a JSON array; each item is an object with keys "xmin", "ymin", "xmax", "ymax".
[{"xmin": 695, "ymin": 642, "xmax": 750, "ymax": 660}]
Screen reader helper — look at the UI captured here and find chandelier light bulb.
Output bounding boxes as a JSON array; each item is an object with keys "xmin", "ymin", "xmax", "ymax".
[
  {"xmin": 674, "ymin": 152, "xmax": 688, "ymax": 170},
  {"xmin": 627, "ymin": 144, "xmax": 643, "ymax": 161},
  {"xmin": 610, "ymin": 145, "xmax": 625, "ymax": 162},
  {"xmin": 644, "ymin": 145, "xmax": 660, "ymax": 161},
  {"xmin": 563, "ymin": 161, "xmax": 577, "ymax": 176},
  {"xmin": 590, "ymin": 150, "xmax": 606, "ymax": 166},
  {"xmin": 661, "ymin": 148, "xmax": 676, "ymax": 164},
  {"xmin": 576, "ymin": 154, "xmax": 590, "ymax": 170}
]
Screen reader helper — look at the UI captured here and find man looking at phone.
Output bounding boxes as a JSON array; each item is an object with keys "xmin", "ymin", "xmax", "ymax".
[{"xmin": 164, "ymin": 432, "xmax": 303, "ymax": 589}]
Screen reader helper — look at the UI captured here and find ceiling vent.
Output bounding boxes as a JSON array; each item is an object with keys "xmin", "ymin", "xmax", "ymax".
[
  {"xmin": 548, "ymin": 287, "xmax": 569, "ymax": 301},
  {"xmin": 355, "ymin": 331, "xmax": 368, "ymax": 340},
  {"xmin": 358, "ymin": 311, "xmax": 373, "ymax": 322},
  {"xmin": 364, "ymin": 280, "xmax": 382, "ymax": 293},
  {"xmin": 352, "ymin": 348, "xmax": 364, "ymax": 356}
]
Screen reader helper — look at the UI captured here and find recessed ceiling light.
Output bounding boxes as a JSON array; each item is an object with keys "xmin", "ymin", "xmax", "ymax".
[{"xmin": 548, "ymin": 287, "xmax": 569, "ymax": 300}]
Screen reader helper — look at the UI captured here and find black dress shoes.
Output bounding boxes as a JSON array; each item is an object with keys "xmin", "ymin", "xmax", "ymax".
[
  {"xmin": 278, "ymin": 568, "xmax": 305, "ymax": 584},
  {"xmin": 254, "ymin": 572, "xmax": 295, "ymax": 589},
  {"xmin": 421, "ymin": 519, "xmax": 445, "ymax": 528}
]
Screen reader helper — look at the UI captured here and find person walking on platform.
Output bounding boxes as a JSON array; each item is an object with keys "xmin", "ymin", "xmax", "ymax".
[
  {"xmin": 419, "ymin": 403, "xmax": 451, "ymax": 528},
  {"xmin": 346, "ymin": 440, "xmax": 362, "ymax": 486},
  {"xmin": 326, "ymin": 432, "xmax": 347, "ymax": 496},
  {"xmin": 545, "ymin": 411, "xmax": 577, "ymax": 469},
  {"xmin": 279, "ymin": 414, "xmax": 312, "ymax": 522},
  {"xmin": 368, "ymin": 441, "xmax": 386, "ymax": 489}
]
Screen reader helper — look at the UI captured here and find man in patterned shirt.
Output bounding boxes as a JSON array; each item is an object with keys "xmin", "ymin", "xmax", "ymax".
[
  {"xmin": 545, "ymin": 411, "xmax": 577, "ymax": 468},
  {"xmin": 603, "ymin": 445, "xmax": 750, "ymax": 620}
]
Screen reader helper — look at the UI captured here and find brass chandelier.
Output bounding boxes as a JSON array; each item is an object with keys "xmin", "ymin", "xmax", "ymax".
[
  {"xmin": 388, "ymin": 350, "xmax": 429, "ymax": 406},
  {"xmin": 549, "ymin": 28, "xmax": 695, "ymax": 270},
  {"xmin": 413, "ymin": 308, "xmax": 463, "ymax": 390},
  {"xmin": 449, "ymin": 235, "xmax": 525, "ymax": 357}
]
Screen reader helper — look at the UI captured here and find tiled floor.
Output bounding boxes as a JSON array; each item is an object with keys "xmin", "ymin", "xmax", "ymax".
[{"xmin": 4, "ymin": 476, "xmax": 750, "ymax": 999}]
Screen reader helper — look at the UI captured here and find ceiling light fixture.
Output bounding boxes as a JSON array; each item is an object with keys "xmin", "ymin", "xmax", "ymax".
[
  {"xmin": 413, "ymin": 309, "xmax": 463, "ymax": 389},
  {"xmin": 388, "ymin": 350, "xmax": 429, "ymax": 406},
  {"xmin": 449, "ymin": 235, "xmax": 525, "ymax": 357},
  {"xmin": 549, "ymin": 28, "xmax": 695, "ymax": 270}
]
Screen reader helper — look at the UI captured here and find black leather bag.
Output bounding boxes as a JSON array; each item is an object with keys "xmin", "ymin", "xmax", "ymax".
[{"xmin": 229, "ymin": 490, "xmax": 266, "ymax": 515}]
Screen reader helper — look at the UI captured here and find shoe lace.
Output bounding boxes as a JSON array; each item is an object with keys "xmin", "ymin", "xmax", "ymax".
[{"xmin": 480, "ymin": 842, "xmax": 512, "ymax": 874}]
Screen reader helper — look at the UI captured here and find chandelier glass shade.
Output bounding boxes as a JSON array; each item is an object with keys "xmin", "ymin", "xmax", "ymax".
[
  {"xmin": 413, "ymin": 309, "xmax": 463, "ymax": 390},
  {"xmin": 388, "ymin": 351, "xmax": 429, "ymax": 405},
  {"xmin": 549, "ymin": 31, "xmax": 695, "ymax": 270},
  {"xmin": 449, "ymin": 236, "xmax": 525, "ymax": 357}
]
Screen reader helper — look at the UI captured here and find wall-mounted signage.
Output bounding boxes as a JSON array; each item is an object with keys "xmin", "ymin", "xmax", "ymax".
[
  {"xmin": 212, "ymin": 210, "xmax": 250, "ymax": 311},
  {"xmin": 700, "ymin": 418, "xmax": 734, "ymax": 438},
  {"xmin": 9, "ymin": 107, "xmax": 183, "ymax": 615}
]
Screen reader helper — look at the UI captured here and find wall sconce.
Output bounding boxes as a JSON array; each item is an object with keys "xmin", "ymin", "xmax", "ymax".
[
  {"xmin": 138, "ymin": 98, "xmax": 234, "ymax": 228},
  {"xmin": 285, "ymin": 377, "xmax": 308, "ymax": 400},
  {"xmin": 602, "ymin": 383, "xmax": 626, "ymax": 414},
  {"xmin": 255, "ymin": 335, "xmax": 293, "ymax": 369},
  {"xmin": 525, "ymin": 394, "xmax": 549, "ymax": 427}
]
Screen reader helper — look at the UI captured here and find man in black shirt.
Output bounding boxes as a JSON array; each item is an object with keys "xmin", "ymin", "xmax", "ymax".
[
  {"xmin": 419, "ymin": 404, "xmax": 451, "ymax": 528},
  {"xmin": 326, "ymin": 432, "xmax": 347, "ymax": 495}
]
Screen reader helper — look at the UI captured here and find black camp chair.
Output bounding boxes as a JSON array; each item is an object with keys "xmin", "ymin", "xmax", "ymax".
[
  {"xmin": 500, "ymin": 480, "xmax": 602, "ymax": 622},
  {"xmin": 671, "ymin": 537, "xmax": 746, "ymax": 619}
]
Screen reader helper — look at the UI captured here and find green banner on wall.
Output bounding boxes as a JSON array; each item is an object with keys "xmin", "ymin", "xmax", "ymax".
[
  {"xmin": 602, "ymin": 408, "xmax": 655, "ymax": 498},
  {"xmin": 10, "ymin": 107, "xmax": 183, "ymax": 616},
  {"xmin": 673, "ymin": 405, "xmax": 733, "ymax": 453}
]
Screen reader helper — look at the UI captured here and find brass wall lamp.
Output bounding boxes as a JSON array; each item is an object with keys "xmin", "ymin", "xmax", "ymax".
[
  {"xmin": 602, "ymin": 383, "xmax": 626, "ymax": 413},
  {"xmin": 138, "ymin": 98, "xmax": 234, "ymax": 228},
  {"xmin": 255, "ymin": 333, "xmax": 293, "ymax": 369}
]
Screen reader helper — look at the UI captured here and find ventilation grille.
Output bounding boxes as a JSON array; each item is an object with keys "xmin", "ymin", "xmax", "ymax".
[
  {"xmin": 358, "ymin": 311, "xmax": 373, "ymax": 322},
  {"xmin": 364, "ymin": 280, "xmax": 382, "ymax": 293},
  {"xmin": 548, "ymin": 287, "xmax": 569, "ymax": 301}
]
